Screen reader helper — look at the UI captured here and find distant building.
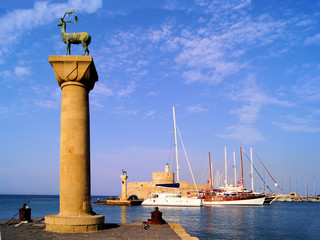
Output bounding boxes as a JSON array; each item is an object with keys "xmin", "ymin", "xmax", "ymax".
[{"xmin": 127, "ymin": 164, "xmax": 210, "ymax": 199}]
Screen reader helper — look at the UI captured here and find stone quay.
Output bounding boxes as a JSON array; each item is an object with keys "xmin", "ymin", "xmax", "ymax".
[{"xmin": 1, "ymin": 218, "xmax": 199, "ymax": 239}]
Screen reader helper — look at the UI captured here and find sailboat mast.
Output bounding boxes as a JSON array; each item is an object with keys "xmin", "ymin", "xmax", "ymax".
[
  {"xmin": 224, "ymin": 146, "xmax": 228, "ymax": 187},
  {"xmin": 233, "ymin": 151, "xmax": 236, "ymax": 187},
  {"xmin": 254, "ymin": 151, "xmax": 284, "ymax": 193},
  {"xmin": 313, "ymin": 174, "xmax": 316, "ymax": 196},
  {"xmin": 240, "ymin": 146, "xmax": 244, "ymax": 191},
  {"xmin": 263, "ymin": 170, "xmax": 266, "ymax": 193},
  {"xmin": 173, "ymin": 106, "xmax": 179, "ymax": 183},
  {"xmin": 305, "ymin": 171, "xmax": 308, "ymax": 196},
  {"xmin": 209, "ymin": 152, "xmax": 213, "ymax": 191},
  {"xmin": 289, "ymin": 175, "xmax": 291, "ymax": 193},
  {"xmin": 250, "ymin": 147, "xmax": 254, "ymax": 192}
]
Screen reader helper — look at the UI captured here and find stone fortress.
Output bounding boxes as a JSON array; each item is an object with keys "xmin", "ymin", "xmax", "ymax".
[{"xmin": 126, "ymin": 164, "xmax": 210, "ymax": 199}]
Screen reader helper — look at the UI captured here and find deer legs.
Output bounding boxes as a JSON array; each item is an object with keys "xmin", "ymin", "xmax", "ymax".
[
  {"xmin": 65, "ymin": 41, "xmax": 89, "ymax": 55},
  {"xmin": 81, "ymin": 42, "xmax": 89, "ymax": 56},
  {"xmin": 66, "ymin": 42, "xmax": 71, "ymax": 55}
]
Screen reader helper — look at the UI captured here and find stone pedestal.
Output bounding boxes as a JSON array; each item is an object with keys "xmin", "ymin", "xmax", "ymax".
[
  {"xmin": 120, "ymin": 175, "xmax": 128, "ymax": 200},
  {"xmin": 45, "ymin": 55, "xmax": 104, "ymax": 233}
]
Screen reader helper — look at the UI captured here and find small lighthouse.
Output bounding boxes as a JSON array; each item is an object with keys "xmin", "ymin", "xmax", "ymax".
[{"xmin": 120, "ymin": 169, "xmax": 128, "ymax": 200}]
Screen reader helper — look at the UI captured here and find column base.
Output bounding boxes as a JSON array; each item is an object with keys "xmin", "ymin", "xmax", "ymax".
[{"xmin": 45, "ymin": 214, "xmax": 105, "ymax": 233}]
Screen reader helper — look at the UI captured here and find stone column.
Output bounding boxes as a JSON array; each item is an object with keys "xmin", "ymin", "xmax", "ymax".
[
  {"xmin": 45, "ymin": 55, "xmax": 104, "ymax": 233},
  {"xmin": 120, "ymin": 175, "xmax": 128, "ymax": 200}
]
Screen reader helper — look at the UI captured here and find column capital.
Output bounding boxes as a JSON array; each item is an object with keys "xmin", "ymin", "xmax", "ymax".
[
  {"xmin": 49, "ymin": 55, "xmax": 98, "ymax": 91},
  {"xmin": 121, "ymin": 175, "xmax": 128, "ymax": 180}
]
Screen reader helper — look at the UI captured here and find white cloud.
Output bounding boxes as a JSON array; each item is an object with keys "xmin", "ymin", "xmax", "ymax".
[
  {"xmin": 233, "ymin": 0, "xmax": 251, "ymax": 10},
  {"xmin": 137, "ymin": 60, "xmax": 149, "ymax": 67},
  {"xmin": 0, "ymin": 106, "xmax": 9, "ymax": 116},
  {"xmin": 163, "ymin": 1, "xmax": 179, "ymax": 10},
  {"xmin": 0, "ymin": 70, "xmax": 12, "ymax": 81},
  {"xmin": 291, "ymin": 76, "xmax": 320, "ymax": 102},
  {"xmin": 34, "ymin": 100, "xmax": 59, "ymax": 109},
  {"xmin": 95, "ymin": 29, "xmax": 153, "ymax": 79},
  {"xmin": 229, "ymin": 104, "xmax": 260, "ymax": 125},
  {"xmin": 273, "ymin": 115, "xmax": 320, "ymax": 133},
  {"xmin": 113, "ymin": 106, "xmax": 138, "ymax": 115},
  {"xmin": 173, "ymin": 13, "xmax": 285, "ymax": 84},
  {"xmin": 90, "ymin": 83, "xmax": 114, "ymax": 109},
  {"xmin": 146, "ymin": 91, "xmax": 158, "ymax": 97},
  {"xmin": 228, "ymin": 74, "xmax": 293, "ymax": 107},
  {"xmin": 220, "ymin": 74, "xmax": 293, "ymax": 143},
  {"xmin": 14, "ymin": 66, "xmax": 31, "ymax": 77},
  {"xmin": 313, "ymin": 109, "xmax": 320, "ymax": 115},
  {"xmin": 117, "ymin": 82, "xmax": 136, "ymax": 98},
  {"xmin": 217, "ymin": 124, "xmax": 265, "ymax": 144},
  {"xmin": 305, "ymin": 33, "xmax": 320, "ymax": 45},
  {"xmin": 186, "ymin": 105, "xmax": 209, "ymax": 113},
  {"xmin": 93, "ymin": 82, "xmax": 114, "ymax": 97},
  {"xmin": 33, "ymin": 86, "xmax": 61, "ymax": 109},
  {"xmin": 0, "ymin": 65, "xmax": 32, "ymax": 81},
  {"xmin": 147, "ymin": 24, "xmax": 172, "ymax": 43},
  {"xmin": 296, "ymin": 19, "xmax": 313, "ymax": 27},
  {"xmin": 273, "ymin": 120, "xmax": 320, "ymax": 133},
  {"xmin": 182, "ymin": 69, "xmax": 203, "ymax": 84},
  {"xmin": 145, "ymin": 111, "xmax": 155, "ymax": 118}
]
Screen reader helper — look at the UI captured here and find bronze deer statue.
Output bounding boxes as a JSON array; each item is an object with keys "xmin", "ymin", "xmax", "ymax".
[{"xmin": 57, "ymin": 10, "xmax": 91, "ymax": 55}]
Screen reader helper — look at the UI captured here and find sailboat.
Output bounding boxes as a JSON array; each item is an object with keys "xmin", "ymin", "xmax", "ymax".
[
  {"xmin": 141, "ymin": 106, "xmax": 203, "ymax": 207},
  {"xmin": 202, "ymin": 147, "xmax": 266, "ymax": 205}
]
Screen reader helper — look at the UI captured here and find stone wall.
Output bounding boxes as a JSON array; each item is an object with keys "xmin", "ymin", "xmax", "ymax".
[
  {"xmin": 125, "ymin": 164, "xmax": 210, "ymax": 199},
  {"xmin": 127, "ymin": 181, "xmax": 210, "ymax": 199},
  {"xmin": 152, "ymin": 171, "xmax": 174, "ymax": 185}
]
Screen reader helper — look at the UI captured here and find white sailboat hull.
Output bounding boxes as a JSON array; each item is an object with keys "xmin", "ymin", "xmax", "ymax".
[
  {"xmin": 204, "ymin": 196, "xmax": 265, "ymax": 205},
  {"xmin": 142, "ymin": 194, "xmax": 203, "ymax": 207}
]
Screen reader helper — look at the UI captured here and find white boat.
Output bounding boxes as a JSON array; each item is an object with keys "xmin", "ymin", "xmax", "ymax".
[
  {"xmin": 142, "ymin": 106, "xmax": 202, "ymax": 207},
  {"xmin": 285, "ymin": 197, "xmax": 292, "ymax": 202},
  {"xmin": 142, "ymin": 193, "xmax": 202, "ymax": 207}
]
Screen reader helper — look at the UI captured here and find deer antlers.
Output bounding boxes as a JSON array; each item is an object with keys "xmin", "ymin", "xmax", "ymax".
[{"xmin": 61, "ymin": 9, "xmax": 78, "ymax": 24}]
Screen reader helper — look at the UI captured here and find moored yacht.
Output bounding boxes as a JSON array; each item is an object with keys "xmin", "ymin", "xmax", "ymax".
[
  {"xmin": 142, "ymin": 193, "xmax": 203, "ymax": 207},
  {"xmin": 203, "ymin": 190, "xmax": 265, "ymax": 205},
  {"xmin": 142, "ymin": 106, "xmax": 202, "ymax": 207},
  {"xmin": 203, "ymin": 147, "xmax": 265, "ymax": 206}
]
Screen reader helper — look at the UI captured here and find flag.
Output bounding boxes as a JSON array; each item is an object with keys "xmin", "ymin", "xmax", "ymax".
[{"xmin": 237, "ymin": 179, "xmax": 242, "ymax": 184}]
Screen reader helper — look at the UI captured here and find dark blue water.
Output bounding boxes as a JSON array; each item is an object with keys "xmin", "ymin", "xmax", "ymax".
[{"xmin": 1, "ymin": 195, "xmax": 319, "ymax": 239}]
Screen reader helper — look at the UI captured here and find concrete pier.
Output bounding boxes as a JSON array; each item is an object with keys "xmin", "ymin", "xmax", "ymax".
[
  {"xmin": 1, "ymin": 219, "xmax": 199, "ymax": 239},
  {"xmin": 93, "ymin": 199, "xmax": 143, "ymax": 206},
  {"xmin": 45, "ymin": 56, "xmax": 104, "ymax": 233}
]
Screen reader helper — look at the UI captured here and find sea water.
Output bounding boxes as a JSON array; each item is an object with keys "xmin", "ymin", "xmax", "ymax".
[{"xmin": 1, "ymin": 194, "xmax": 319, "ymax": 240}]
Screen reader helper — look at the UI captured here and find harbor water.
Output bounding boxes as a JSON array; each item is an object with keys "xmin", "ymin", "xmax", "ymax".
[{"xmin": 0, "ymin": 194, "xmax": 319, "ymax": 239}]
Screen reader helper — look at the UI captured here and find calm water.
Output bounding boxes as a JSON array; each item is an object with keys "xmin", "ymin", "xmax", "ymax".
[{"xmin": 0, "ymin": 194, "xmax": 319, "ymax": 239}]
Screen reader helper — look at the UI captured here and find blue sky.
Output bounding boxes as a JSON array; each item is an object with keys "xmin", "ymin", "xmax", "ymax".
[{"xmin": 0, "ymin": 0, "xmax": 319, "ymax": 196}]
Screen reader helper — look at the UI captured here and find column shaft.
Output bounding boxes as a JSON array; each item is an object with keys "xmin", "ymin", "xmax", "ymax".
[
  {"xmin": 121, "ymin": 175, "xmax": 128, "ymax": 200},
  {"xmin": 59, "ymin": 83, "xmax": 91, "ymax": 216}
]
